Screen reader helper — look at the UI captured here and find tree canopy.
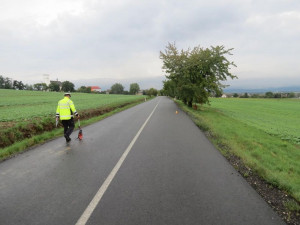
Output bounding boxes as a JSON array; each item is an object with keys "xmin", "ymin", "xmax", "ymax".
[
  {"xmin": 49, "ymin": 82, "xmax": 60, "ymax": 92},
  {"xmin": 0, "ymin": 75, "xmax": 13, "ymax": 89},
  {"xmin": 77, "ymin": 86, "xmax": 91, "ymax": 93},
  {"xmin": 3, "ymin": 77, "xmax": 13, "ymax": 89},
  {"xmin": 0, "ymin": 75, "xmax": 4, "ymax": 88},
  {"xmin": 61, "ymin": 81, "xmax": 75, "ymax": 92},
  {"xmin": 265, "ymin": 92, "xmax": 274, "ymax": 98},
  {"xmin": 129, "ymin": 83, "xmax": 140, "ymax": 95},
  {"xmin": 33, "ymin": 83, "xmax": 48, "ymax": 91},
  {"xmin": 13, "ymin": 80, "xmax": 25, "ymax": 90},
  {"xmin": 110, "ymin": 83, "xmax": 124, "ymax": 94},
  {"xmin": 160, "ymin": 43, "xmax": 237, "ymax": 107},
  {"xmin": 146, "ymin": 88, "xmax": 158, "ymax": 96}
]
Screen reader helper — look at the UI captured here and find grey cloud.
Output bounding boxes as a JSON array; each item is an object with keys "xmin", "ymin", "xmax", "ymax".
[{"xmin": 0, "ymin": 0, "xmax": 299, "ymax": 89}]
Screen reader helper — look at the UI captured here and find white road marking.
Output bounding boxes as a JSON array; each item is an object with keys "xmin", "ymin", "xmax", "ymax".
[{"xmin": 75, "ymin": 101, "xmax": 160, "ymax": 225}]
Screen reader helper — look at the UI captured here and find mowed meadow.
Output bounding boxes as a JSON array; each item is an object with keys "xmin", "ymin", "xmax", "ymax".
[
  {"xmin": 0, "ymin": 89, "xmax": 146, "ymax": 158},
  {"xmin": 178, "ymin": 98, "xmax": 300, "ymax": 202}
]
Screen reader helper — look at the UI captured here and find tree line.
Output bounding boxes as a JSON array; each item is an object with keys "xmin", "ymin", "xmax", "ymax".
[
  {"xmin": 0, "ymin": 75, "xmax": 75, "ymax": 92},
  {"xmin": 231, "ymin": 92, "xmax": 298, "ymax": 98},
  {"xmin": 106, "ymin": 83, "xmax": 158, "ymax": 96},
  {"xmin": 0, "ymin": 75, "xmax": 158, "ymax": 96},
  {"xmin": 160, "ymin": 43, "xmax": 237, "ymax": 107},
  {"xmin": 0, "ymin": 75, "xmax": 25, "ymax": 90}
]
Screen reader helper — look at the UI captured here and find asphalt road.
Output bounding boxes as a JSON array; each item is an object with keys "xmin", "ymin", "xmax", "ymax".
[{"xmin": 0, "ymin": 96, "xmax": 285, "ymax": 225}]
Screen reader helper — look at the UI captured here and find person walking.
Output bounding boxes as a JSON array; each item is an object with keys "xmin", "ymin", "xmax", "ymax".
[{"xmin": 56, "ymin": 93, "xmax": 80, "ymax": 142}]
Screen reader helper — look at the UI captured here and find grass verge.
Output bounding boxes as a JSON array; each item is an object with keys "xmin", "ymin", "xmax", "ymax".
[
  {"xmin": 0, "ymin": 98, "xmax": 149, "ymax": 161},
  {"xmin": 176, "ymin": 100, "xmax": 300, "ymax": 224}
]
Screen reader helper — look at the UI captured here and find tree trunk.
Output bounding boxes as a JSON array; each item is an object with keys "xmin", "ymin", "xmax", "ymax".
[{"xmin": 188, "ymin": 101, "xmax": 193, "ymax": 107}]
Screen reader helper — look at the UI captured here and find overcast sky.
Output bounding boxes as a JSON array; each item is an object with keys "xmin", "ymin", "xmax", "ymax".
[{"xmin": 1, "ymin": 0, "xmax": 299, "ymax": 89}]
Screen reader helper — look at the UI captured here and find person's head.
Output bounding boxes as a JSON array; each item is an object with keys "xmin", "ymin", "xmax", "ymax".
[{"xmin": 64, "ymin": 93, "xmax": 71, "ymax": 98}]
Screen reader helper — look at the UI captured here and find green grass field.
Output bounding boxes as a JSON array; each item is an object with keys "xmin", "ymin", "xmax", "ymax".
[
  {"xmin": 0, "ymin": 89, "xmax": 146, "ymax": 122},
  {"xmin": 209, "ymin": 98, "xmax": 300, "ymax": 144},
  {"xmin": 0, "ymin": 89, "xmax": 147, "ymax": 159},
  {"xmin": 177, "ymin": 98, "xmax": 300, "ymax": 202}
]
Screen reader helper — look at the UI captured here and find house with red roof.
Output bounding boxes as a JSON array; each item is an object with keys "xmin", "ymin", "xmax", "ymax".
[{"xmin": 90, "ymin": 86, "xmax": 101, "ymax": 92}]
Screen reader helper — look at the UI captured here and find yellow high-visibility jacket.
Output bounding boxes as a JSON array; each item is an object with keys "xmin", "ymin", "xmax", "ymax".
[{"xmin": 56, "ymin": 97, "xmax": 78, "ymax": 120}]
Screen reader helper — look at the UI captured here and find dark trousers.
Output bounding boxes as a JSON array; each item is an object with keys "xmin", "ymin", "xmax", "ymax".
[{"xmin": 62, "ymin": 118, "xmax": 75, "ymax": 138}]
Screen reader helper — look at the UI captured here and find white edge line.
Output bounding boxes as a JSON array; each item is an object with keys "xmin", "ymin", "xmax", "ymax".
[{"xmin": 75, "ymin": 101, "xmax": 160, "ymax": 225}]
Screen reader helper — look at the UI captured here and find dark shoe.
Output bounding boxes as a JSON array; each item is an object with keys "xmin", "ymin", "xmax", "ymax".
[{"xmin": 64, "ymin": 134, "xmax": 71, "ymax": 142}]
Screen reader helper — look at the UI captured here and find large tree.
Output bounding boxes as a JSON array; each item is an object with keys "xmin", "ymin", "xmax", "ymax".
[
  {"xmin": 162, "ymin": 80, "xmax": 177, "ymax": 97},
  {"xmin": 13, "ymin": 80, "xmax": 25, "ymax": 90},
  {"xmin": 4, "ymin": 77, "xmax": 13, "ymax": 89},
  {"xmin": 160, "ymin": 43, "xmax": 237, "ymax": 107},
  {"xmin": 33, "ymin": 83, "xmax": 48, "ymax": 91},
  {"xmin": 146, "ymin": 88, "xmax": 158, "ymax": 97},
  {"xmin": 265, "ymin": 92, "xmax": 274, "ymax": 98},
  {"xmin": 49, "ymin": 82, "xmax": 60, "ymax": 92},
  {"xmin": 110, "ymin": 83, "xmax": 124, "ymax": 94},
  {"xmin": 25, "ymin": 84, "xmax": 33, "ymax": 90},
  {"xmin": 0, "ymin": 75, "xmax": 4, "ymax": 88},
  {"xmin": 77, "ymin": 86, "xmax": 91, "ymax": 93},
  {"xmin": 129, "ymin": 83, "xmax": 140, "ymax": 95},
  {"xmin": 61, "ymin": 81, "xmax": 75, "ymax": 92}
]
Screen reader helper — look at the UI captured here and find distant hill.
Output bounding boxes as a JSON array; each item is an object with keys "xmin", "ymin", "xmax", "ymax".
[{"xmin": 224, "ymin": 86, "xmax": 300, "ymax": 94}]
